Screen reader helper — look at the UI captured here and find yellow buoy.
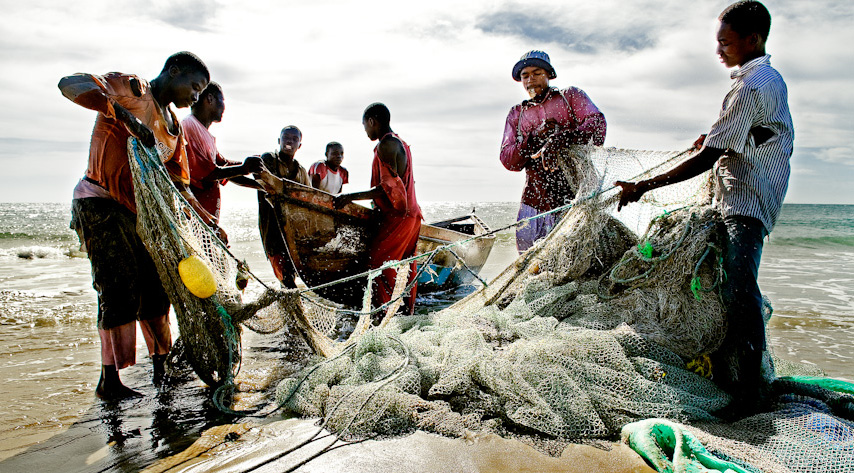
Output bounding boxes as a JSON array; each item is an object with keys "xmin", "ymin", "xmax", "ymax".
[{"xmin": 178, "ymin": 255, "xmax": 217, "ymax": 298}]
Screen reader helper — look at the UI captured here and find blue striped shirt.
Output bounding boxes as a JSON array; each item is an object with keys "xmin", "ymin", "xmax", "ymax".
[{"xmin": 704, "ymin": 55, "xmax": 794, "ymax": 232}]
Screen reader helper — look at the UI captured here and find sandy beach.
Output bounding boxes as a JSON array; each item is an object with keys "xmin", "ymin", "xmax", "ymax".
[{"xmin": 1, "ymin": 201, "xmax": 852, "ymax": 472}]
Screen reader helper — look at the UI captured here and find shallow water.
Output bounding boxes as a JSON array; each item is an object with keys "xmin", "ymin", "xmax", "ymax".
[{"xmin": 0, "ymin": 201, "xmax": 851, "ymax": 468}]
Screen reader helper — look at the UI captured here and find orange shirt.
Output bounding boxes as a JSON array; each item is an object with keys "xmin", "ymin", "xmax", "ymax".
[{"xmin": 60, "ymin": 72, "xmax": 190, "ymax": 213}]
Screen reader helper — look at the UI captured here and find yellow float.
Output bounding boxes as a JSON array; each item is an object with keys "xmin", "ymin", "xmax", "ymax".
[{"xmin": 178, "ymin": 255, "xmax": 217, "ymax": 299}]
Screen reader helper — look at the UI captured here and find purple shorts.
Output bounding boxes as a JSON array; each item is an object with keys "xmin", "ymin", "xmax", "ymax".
[{"xmin": 515, "ymin": 203, "xmax": 562, "ymax": 253}]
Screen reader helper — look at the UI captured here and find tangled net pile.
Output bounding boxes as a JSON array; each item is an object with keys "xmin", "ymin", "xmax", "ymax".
[{"xmin": 129, "ymin": 138, "xmax": 853, "ymax": 473}]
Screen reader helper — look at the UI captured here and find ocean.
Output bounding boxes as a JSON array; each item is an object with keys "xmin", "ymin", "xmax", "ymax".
[{"xmin": 0, "ymin": 201, "xmax": 852, "ymax": 467}]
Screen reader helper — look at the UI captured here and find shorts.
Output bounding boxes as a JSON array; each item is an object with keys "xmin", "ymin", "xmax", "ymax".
[
  {"xmin": 515, "ymin": 203, "xmax": 563, "ymax": 253},
  {"xmin": 71, "ymin": 197, "xmax": 170, "ymax": 330}
]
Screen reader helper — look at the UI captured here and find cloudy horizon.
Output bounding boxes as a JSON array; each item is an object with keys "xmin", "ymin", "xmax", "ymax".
[{"xmin": 1, "ymin": 0, "xmax": 851, "ymax": 208}]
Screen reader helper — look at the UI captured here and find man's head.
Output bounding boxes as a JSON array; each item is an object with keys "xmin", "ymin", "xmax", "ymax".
[
  {"xmin": 716, "ymin": 1, "xmax": 770, "ymax": 68},
  {"xmin": 325, "ymin": 142, "xmax": 344, "ymax": 169},
  {"xmin": 278, "ymin": 126, "xmax": 302, "ymax": 158},
  {"xmin": 191, "ymin": 82, "xmax": 225, "ymax": 123},
  {"xmin": 362, "ymin": 103, "xmax": 390, "ymax": 141},
  {"xmin": 160, "ymin": 51, "xmax": 210, "ymax": 108},
  {"xmin": 512, "ymin": 50, "xmax": 556, "ymax": 98}
]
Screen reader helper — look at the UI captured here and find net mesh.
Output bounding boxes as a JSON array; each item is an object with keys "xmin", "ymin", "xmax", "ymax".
[{"xmin": 128, "ymin": 138, "xmax": 854, "ymax": 473}]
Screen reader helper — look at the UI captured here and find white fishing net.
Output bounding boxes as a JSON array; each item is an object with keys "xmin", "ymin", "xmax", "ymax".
[{"xmin": 129, "ymin": 137, "xmax": 854, "ymax": 472}]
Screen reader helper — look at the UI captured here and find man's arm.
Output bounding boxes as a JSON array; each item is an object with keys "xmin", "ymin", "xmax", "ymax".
[
  {"xmin": 229, "ymin": 176, "xmax": 262, "ymax": 190},
  {"xmin": 333, "ymin": 138, "xmax": 407, "ymax": 209},
  {"xmin": 204, "ymin": 156, "xmax": 264, "ymax": 182},
  {"xmin": 499, "ymin": 107, "xmax": 531, "ymax": 171},
  {"xmin": 616, "ymin": 144, "xmax": 723, "ymax": 210},
  {"xmin": 58, "ymin": 73, "xmax": 155, "ymax": 147}
]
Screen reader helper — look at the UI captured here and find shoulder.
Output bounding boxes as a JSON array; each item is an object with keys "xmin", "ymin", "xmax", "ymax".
[
  {"xmin": 309, "ymin": 161, "xmax": 326, "ymax": 174},
  {"xmin": 559, "ymin": 86, "xmax": 592, "ymax": 100},
  {"xmin": 505, "ymin": 103, "xmax": 523, "ymax": 119},
  {"xmin": 378, "ymin": 135, "xmax": 405, "ymax": 153},
  {"xmin": 743, "ymin": 64, "xmax": 787, "ymax": 92},
  {"xmin": 260, "ymin": 152, "xmax": 276, "ymax": 166},
  {"xmin": 104, "ymin": 73, "xmax": 149, "ymax": 98},
  {"xmin": 181, "ymin": 115, "xmax": 203, "ymax": 135}
]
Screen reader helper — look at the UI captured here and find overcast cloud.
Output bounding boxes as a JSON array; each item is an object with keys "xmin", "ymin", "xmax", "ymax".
[{"xmin": 0, "ymin": 0, "xmax": 851, "ymax": 206}]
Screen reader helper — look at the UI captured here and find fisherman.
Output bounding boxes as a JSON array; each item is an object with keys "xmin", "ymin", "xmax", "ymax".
[
  {"xmin": 254, "ymin": 126, "xmax": 311, "ymax": 288},
  {"xmin": 616, "ymin": 1, "xmax": 793, "ymax": 415},
  {"xmin": 60, "ymin": 51, "xmax": 217, "ymax": 399},
  {"xmin": 333, "ymin": 103, "xmax": 422, "ymax": 314},
  {"xmin": 183, "ymin": 81, "xmax": 263, "ymax": 223},
  {"xmin": 500, "ymin": 50, "xmax": 606, "ymax": 254},
  {"xmin": 309, "ymin": 141, "xmax": 349, "ymax": 194}
]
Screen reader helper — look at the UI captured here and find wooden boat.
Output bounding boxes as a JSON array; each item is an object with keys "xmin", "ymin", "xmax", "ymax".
[
  {"xmin": 270, "ymin": 181, "xmax": 494, "ymax": 305},
  {"xmin": 270, "ymin": 181, "xmax": 375, "ymax": 306},
  {"xmin": 416, "ymin": 214, "xmax": 495, "ymax": 292}
]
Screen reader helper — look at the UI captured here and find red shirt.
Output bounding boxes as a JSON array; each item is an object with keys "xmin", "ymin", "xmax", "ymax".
[
  {"xmin": 182, "ymin": 114, "xmax": 239, "ymax": 220},
  {"xmin": 371, "ymin": 132, "xmax": 422, "ymax": 221},
  {"xmin": 500, "ymin": 87, "xmax": 606, "ymax": 211},
  {"xmin": 59, "ymin": 72, "xmax": 190, "ymax": 213},
  {"xmin": 309, "ymin": 160, "xmax": 349, "ymax": 194}
]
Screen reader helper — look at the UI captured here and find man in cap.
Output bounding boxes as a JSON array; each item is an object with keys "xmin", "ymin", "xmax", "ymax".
[{"xmin": 500, "ymin": 50, "xmax": 606, "ymax": 253}]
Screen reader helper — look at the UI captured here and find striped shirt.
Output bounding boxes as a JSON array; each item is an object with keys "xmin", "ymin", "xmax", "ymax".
[{"xmin": 704, "ymin": 55, "xmax": 794, "ymax": 233}]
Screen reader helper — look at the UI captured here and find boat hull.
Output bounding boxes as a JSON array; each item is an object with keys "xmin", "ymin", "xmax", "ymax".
[
  {"xmin": 416, "ymin": 215, "xmax": 495, "ymax": 292},
  {"xmin": 271, "ymin": 182, "xmax": 495, "ymax": 304}
]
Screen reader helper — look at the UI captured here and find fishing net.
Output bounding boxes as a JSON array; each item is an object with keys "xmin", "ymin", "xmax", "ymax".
[
  {"xmin": 129, "ymin": 136, "xmax": 414, "ymax": 380},
  {"xmin": 128, "ymin": 138, "xmax": 853, "ymax": 472}
]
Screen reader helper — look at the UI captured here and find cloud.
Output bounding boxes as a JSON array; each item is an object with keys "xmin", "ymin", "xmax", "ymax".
[
  {"xmin": 814, "ymin": 147, "xmax": 854, "ymax": 166},
  {"xmin": 474, "ymin": 9, "xmax": 654, "ymax": 54},
  {"xmin": 149, "ymin": 0, "xmax": 219, "ymax": 32}
]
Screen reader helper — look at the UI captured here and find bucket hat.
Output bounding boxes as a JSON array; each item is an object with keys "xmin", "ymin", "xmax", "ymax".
[{"xmin": 512, "ymin": 50, "xmax": 557, "ymax": 81}]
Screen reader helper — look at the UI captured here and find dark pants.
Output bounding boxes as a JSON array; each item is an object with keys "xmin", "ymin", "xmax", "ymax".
[
  {"xmin": 71, "ymin": 198, "xmax": 170, "ymax": 330},
  {"xmin": 715, "ymin": 215, "xmax": 769, "ymax": 392}
]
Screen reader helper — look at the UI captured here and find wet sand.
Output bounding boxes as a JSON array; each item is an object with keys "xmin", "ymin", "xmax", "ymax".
[
  {"xmin": 1, "ymin": 411, "xmax": 655, "ymax": 473},
  {"xmin": 0, "ymin": 320, "xmax": 657, "ymax": 473}
]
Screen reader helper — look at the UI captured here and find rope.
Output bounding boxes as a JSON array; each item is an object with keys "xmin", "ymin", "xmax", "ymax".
[{"xmin": 241, "ymin": 334, "xmax": 411, "ymax": 472}]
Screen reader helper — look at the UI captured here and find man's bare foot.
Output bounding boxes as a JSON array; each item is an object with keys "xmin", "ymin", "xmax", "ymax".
[{"xmin": 96, "ymin": 365, "xmax": 142, "ymax": 400}]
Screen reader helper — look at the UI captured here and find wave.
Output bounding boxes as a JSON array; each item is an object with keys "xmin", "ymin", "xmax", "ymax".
[
  {"xmin": 0, "ymin": 245, "xmax": 84, "ymax": 260},
  {"xmin": 0, "ymin": 231, "xmax": 76, "ymax": 242},
  {"xmin": 771, "ymin": 235, "xmax": 854, "ymax": 248}
]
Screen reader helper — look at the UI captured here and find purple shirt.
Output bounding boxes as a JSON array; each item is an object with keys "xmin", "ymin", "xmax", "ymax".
[{"xmin": 500, "ymin": 87, "xmax": 606, "ymax": 211}]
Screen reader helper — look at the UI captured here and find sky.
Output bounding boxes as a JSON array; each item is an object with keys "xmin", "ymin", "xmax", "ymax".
[{"xmin": 1, "ymin": 0, "xmax": 852, "ymax": 206}]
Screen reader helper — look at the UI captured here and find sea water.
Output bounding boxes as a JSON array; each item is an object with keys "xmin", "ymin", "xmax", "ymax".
[{"xmin": 0, "ymin": 201, "xmax": 852, "ymax": 466}]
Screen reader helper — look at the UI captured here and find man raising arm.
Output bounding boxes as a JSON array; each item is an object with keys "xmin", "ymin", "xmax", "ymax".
[{"xmin": 60, "ymin": 51, "xmax": 216, "ymax": 399}]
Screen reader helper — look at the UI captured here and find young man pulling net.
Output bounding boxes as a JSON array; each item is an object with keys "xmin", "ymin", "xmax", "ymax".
[
  {"xmin": 617, "ymin": 0, "xmax": 793, "ymax": 415},
  {"xmin": 60, "ymin": 52, "xmax": 221, "ymax": 399}
]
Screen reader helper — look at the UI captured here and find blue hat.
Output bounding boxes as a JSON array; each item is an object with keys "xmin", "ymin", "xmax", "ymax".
[{"xmin": 512, "ymin": 50, "xmax": 557, "ymax": 82}]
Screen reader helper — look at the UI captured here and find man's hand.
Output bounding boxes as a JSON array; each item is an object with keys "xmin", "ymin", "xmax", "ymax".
[
  {"xmin": 534, "ymin": 118, "xmax": 560, "ymax": 139},
  {"xmin": 253, "ymin": 168, "xmax": 284, "ymax": 195},
  {"xmin": 241, "ymin": 156, "xmax": 264, "ymax": 174},
  {"xmin": 615, "ymin": 180, "xmax": 647, "ymax": 211},
  {"xmin": 693, "ymin": 134, "xmax": 707, "ymax": 151},
  {"xmin": 115, "ymin": 104, "xmax": 155, "ymax": 148},
  {"xmin": 213, "ymin": 225, "xmax": 228, "ymax": 245},
  {"xmin": 333, "ymin": 194, "xmax": 353, "ymax": 209}
]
